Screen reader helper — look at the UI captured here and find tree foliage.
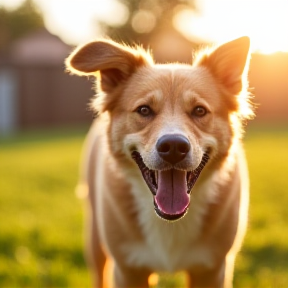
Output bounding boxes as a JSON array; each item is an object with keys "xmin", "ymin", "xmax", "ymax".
[
  {"xmin": 102, "ymin": 0, "xmax": 196, "ymax": 46},
  {"xmin": 0, "ymin": 0, "xmax": 44, "ymax": 52}
]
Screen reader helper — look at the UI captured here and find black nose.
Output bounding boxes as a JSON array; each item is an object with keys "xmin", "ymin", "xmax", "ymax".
[{"xmin": 156, "ymin": 134, "xmax": 191, "ymax": 165}]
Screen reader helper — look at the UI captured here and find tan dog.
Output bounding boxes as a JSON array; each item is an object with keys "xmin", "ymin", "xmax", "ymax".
[{"xmin": 66, "ymin": 36, "xmax": 254, "ymax": 288}]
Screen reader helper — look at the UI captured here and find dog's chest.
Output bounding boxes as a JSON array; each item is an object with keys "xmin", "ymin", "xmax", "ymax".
[{"xmin": 121, "ymin": 178, "xmax": 216, "ymax": 272}]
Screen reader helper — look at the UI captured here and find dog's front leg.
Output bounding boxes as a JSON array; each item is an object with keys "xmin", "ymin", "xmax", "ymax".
[
  {"xmin": 113, "ymin": 264, "xmax": 151, "ymax": 288},
  {"xmin": 85, "ymin": 211, "xmax": 106, "ymax": 288},
  {"xmin": 186, "ymin": 261, "xmax": 227, "ymax": 288}
]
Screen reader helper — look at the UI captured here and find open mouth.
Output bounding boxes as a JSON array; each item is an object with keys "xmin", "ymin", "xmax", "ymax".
[{"xmin": 131, "ymin": 151, "xmax": 209, "ymax": 221}]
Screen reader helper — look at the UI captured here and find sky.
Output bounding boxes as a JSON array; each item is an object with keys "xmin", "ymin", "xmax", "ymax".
[{"xmin": 1, "ymin": 0, "xmax": 288, "ymax": 53}]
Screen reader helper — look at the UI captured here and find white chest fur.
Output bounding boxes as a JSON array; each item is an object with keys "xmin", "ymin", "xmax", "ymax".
[{"xmin": 121, "ymin": 174, "xmax": 218, "ymax": 272}]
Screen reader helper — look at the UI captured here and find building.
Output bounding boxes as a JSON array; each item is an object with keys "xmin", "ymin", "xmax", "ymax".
[{"xmin": 0, "ymin": 29, "xmax": 94, "ymax": 135}]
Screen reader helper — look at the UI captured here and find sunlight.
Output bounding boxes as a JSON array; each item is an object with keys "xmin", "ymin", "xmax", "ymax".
[
  {"xmin": 0, "ymin": 0, "xmax": 23, "ymax": 10},
  {"xmin": 38, "ymin": 0, "xmax": 100, "ymax": 45},
  {"xmin": 174, "ymin": 0, "xmax": 288, "ymax": 54},
  {"xmin": 35, "ymin": 0, "xmax": 129, "ymax": 45},
  {"xmin": 1, "ymin": 0, "xmax": 288, "ymax": 52}
]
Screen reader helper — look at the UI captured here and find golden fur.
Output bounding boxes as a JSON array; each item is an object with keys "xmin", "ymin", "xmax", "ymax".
[{"xmin": 66, "ymin": 37, "xmax": 253, "ymax": 288}]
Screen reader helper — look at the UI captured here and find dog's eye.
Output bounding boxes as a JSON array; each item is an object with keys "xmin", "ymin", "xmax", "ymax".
[
  {"xmin": 192, "ymin": 106, "xmax": 207, "ymax": 117},
  {"xmin": 136, "ymin": 105, "xmax": 153, "ymax": 117}
]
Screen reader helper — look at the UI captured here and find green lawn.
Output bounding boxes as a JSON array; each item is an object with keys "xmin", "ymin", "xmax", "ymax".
[{"xmin": 0, "ymin": 125, "xmax": 287, "ymax": 288}]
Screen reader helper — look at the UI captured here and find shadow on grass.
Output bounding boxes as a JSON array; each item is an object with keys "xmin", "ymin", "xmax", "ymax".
[
  {"xmin": 235, "ymin": 244, "xmax": 288, "ymax": 287},
  {"xmin": 0, "ymin": 234, "xmax": 18, "ymax": 258},
  {"xmin": 246, "ymin": 245, "xmax": 288, "ymax": 269}
]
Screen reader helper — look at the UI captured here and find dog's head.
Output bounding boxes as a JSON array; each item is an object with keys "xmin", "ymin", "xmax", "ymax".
[{"xmin": 66, "ymin": 37, "xmax": 253, "ymax": 221}]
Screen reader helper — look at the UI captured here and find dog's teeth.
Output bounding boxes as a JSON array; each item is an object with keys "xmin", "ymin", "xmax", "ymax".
[{"xmin": 155, "ymin": 171, "xmax": 158, "ymax": 185}]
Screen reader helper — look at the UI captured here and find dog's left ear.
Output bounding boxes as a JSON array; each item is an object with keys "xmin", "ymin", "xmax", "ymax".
[
  {"xmin": 197, "ymin": 36, "xmax": 250, "ymax": 95},
  {"xmin": 66, "ymin": 39, "xmax": 153, "ymax": 93}
]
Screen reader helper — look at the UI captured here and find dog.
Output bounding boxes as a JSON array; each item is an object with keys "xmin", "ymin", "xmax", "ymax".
[{"xmin": 66, "ymin": 36, "xmax": 254, "ymax": 288}]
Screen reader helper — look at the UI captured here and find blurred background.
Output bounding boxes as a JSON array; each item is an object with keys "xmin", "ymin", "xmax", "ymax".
[{"xmin": 0, "ymin": 0, "xmax": 287, "ymax": 287}]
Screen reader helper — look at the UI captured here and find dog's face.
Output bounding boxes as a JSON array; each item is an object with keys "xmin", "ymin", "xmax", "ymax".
[{"xmin": 66, "ymin": 37, "xmax": 253, "ymax": 221}]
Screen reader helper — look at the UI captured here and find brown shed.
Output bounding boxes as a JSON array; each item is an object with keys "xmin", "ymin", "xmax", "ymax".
[{"xmin": 0, "ymin": 29, "xmax": 94, "ymax": 134}]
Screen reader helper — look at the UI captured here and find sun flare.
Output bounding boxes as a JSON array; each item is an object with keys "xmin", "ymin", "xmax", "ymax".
[{"xmin": 174, "ymin": 0, "xmax": 288, "ymax": 54}]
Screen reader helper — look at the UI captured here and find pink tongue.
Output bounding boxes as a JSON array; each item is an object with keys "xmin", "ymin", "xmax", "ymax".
[{"xmin": 155, "ymin": 169, "xmax": 189, "ymax": 215}]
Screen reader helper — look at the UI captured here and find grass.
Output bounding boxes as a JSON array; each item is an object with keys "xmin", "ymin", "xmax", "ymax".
[
  {"xmin": 234, "ymin": 125, "xmax": 288, "ymax": 288},
  {"xmin": 0, "ymin": 124, "xmax": 288, "ymax": 287},
  {"xmin": 0, "ymin": 128, "xmax": 90, "ymax": 288}
]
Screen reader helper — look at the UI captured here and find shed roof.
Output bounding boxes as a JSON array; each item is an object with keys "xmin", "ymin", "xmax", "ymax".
[{"xmin": 10, "ymin": 28, "xmax": 72, "ymax": 65}]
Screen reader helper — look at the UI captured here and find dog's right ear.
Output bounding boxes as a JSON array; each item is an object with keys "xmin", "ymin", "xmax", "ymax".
[{"xmin": 66, "ymin": 40, "xmax": 153, "ymax": 93}]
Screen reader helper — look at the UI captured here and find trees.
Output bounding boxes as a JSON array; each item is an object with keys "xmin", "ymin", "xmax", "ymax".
[
  {"xmin": 0, "ymin": 0, "xmax": 44, "ymax": 53},
  {"xmin": 102, "ymin": 0, "xmax": 195, "ymax": 44},
  {"xmin": 101, "ymin": 0, "xmax": 196, "ymax": 62}
]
